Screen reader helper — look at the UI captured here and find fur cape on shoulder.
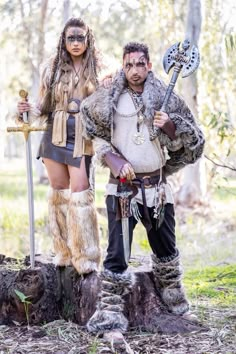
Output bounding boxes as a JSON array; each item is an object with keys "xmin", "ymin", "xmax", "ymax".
[{"xmin": 80, "ymin": 70, "xmax": 205, "ymax": 175}]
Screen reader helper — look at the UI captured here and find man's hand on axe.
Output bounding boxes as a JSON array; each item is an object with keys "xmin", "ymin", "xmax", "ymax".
[{"xmin": 153, "ymin": 111, "xmax": 176, "ymax": 140}]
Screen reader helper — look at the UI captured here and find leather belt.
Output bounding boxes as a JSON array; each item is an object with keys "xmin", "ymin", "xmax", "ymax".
[
  {"xmin": 109, "ymin": 169, "xmax": 166, "ymax": 232},
  {"xmin": 67, "ymin": 98, "xmax": 81, "ymax": 114}
]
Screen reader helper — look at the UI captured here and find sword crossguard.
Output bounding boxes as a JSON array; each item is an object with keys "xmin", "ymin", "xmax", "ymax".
[{"xmin": 7, "ymin": 123, "xmax": 47, "ymax": 141}]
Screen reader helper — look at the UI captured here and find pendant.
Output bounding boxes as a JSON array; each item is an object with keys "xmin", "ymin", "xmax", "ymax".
[
  {"xmin": 133, "ymin": 132, "xmax": 145, "ymax": 145},
  {"xmin": 74, "ymin": 76, "xmax": 79, "ymax": 86},
  {"xmin": 137, "ymin": 113, "xmax": 144, "ymax": 124}
]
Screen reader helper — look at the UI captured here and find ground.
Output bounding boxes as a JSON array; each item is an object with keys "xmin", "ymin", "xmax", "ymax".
[
  {"xmin": 0, "ymin": 160, "xmax": 236, "ymax": 353},
  {"xmin": 0, "ymin": 302, "xmax": 235, "ymax": 353}
]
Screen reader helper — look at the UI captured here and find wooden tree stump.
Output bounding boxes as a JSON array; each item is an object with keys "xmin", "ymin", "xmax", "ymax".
[{"xmin": 0, "ymin": 254, "xmax": 205, "ymax": 334}]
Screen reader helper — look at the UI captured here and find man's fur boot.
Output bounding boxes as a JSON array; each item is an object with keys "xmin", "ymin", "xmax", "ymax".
[
  {"xmin": 87, "ymin": 269, "xmax": 134, "ymax": 335},
  {"xmin": 48, "ymin": 188, "xmax": 71, "ymax": 266},
  {"xmin": 67, "ymin": 189, "xmax": 100, "ymax": 274},
  {"xmin": 151, "ymin": 253, "xmax": 190, "ymax": 316}
]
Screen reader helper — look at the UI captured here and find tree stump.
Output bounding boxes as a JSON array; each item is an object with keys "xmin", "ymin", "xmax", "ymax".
[{"xmin": 0, "ymin": 254, "xmax": 204, "ymax": 334}]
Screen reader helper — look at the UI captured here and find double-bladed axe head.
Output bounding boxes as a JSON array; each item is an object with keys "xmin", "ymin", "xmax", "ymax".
[{"xmin": 163, "ymin": 39, "xmax": 200, "ymax": 78}]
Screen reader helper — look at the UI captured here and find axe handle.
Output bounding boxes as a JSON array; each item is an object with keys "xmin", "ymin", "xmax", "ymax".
[{"xmin": 160, "ymin": 66, "xmax": 181, "ymax": 112}]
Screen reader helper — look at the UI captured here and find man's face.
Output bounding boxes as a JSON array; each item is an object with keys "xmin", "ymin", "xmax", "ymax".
[{"xmin": 123, "ymin": 51, "xmax": 152, "ymax": 88}]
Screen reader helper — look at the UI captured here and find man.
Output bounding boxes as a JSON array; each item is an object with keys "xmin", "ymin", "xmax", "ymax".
[{"xmin": 81, "ymin": 42, "xmax": 204, "ymax": 341}]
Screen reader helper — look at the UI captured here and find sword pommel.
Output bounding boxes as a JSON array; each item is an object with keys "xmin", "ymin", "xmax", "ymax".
[{"xmin": 19, "ymin": 89, "xmax": 28, "ymax": 100}]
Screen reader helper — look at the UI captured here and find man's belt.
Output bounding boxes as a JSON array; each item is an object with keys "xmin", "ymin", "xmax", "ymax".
[
  {"xmin": 109, "ymin": 169, "xmax": 166, "ymax": 187},
  {"xmin": 109, "ymin": 169, "xmax": 166, "ymax": 232}
]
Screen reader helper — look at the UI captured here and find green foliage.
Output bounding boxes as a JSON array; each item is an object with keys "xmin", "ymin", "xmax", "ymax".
[
  {"xmin": 14, "ymin": 289, "xmax": 32, "ymax": 327},
  {"xmin": 88, "ymin": 338, "xmax": 99, "ymax": 354},
  {"xmin": 208, "ymin": 112, "xmax": 234, "ymax": 143},
  {"xmin": 184, "ymin": 265, "xmax": 236, "ymax": 306},
  {"xmin": 225, "ymin": 33, "xmax": 236, "ymax": 52}
]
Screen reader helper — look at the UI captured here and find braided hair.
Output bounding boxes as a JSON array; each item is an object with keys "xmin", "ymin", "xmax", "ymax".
[{"xmin": 40, "ymin": 17, "xmax": 99, "ymax": 115}]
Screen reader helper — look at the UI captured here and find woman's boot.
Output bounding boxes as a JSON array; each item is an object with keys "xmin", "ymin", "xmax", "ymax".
[
  {"xmin": 67, "ymin": 189, "xmax": 100, "ymax": 274},
  {"xmin": 48, "ymin": 188, "xmax": 71, "ymax": 266}
]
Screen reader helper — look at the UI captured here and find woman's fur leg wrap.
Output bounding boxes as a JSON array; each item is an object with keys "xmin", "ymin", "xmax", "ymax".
[
  {"xmin": 87, "ymin": 269, "xmax": 135, "ymax": 333},
  {"xmin": 152, "ymin": 253, "xmax": 189, "ymax": 315},
  {"xmin": 67, "ymin": 189, "xmax": 100, "ymax": 274},
  {"xmin": 48, "ymin": 188, "xmax": 71, "ymax": 266}
]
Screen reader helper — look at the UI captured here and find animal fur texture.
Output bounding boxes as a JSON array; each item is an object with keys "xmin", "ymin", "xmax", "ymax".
[
  {"xmin": 81, "ymin": 70, "xmax": 205, "ymax": 175},
  {"xmin": 152, "ymin": 253, "xmax": 189, "ymax": 315},
  {"xmin": 67, "ymin": 189, "xmax": 100, "ymax": 274},
  {"xmin": 48, "ymin": 188, "xmax": 72, "ymax": 266},
  {"xmin": 87, "ymin": 269, "xmax": 135, "ymax": 333}
]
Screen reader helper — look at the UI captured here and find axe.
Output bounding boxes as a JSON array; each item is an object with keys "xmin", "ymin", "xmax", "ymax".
[{"xmin": 160, "ymin": 38, "xmax": 200, "ymax": 113}]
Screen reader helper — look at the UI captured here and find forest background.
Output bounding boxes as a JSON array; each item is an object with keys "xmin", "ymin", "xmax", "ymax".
[{"xmin": 0, "ymin": 0, "xmax": 235, "ymax": 353}]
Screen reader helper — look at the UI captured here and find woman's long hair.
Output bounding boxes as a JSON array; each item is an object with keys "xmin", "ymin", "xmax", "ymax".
[{"xmin": 40, "ymin": 17, "xmax": 100, "ymax": 114}]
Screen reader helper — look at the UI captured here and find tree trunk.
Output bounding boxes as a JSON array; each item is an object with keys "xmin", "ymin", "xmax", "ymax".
[
  {"xmin": 176, "ymin": 0, "xmax": 207, "ymax": 207},
  {"xmin": 0, "ymin": 254, "xmax": 204, "ymax": 334}
]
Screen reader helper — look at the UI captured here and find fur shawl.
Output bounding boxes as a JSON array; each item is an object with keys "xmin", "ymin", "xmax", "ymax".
[{"xmin": 81, "ymin": 70, "xmax": 205, "ymax": 175}]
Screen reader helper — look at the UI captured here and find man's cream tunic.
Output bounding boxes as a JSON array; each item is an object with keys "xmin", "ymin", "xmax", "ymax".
[{"xmin": 105, "ymin": 91, "xmax": 174, "ymax": 207}]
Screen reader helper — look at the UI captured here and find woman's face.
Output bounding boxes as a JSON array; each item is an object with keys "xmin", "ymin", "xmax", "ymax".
[{"xmin": 65, "ymin": 26, "xmax": 88, "ymax": 58}]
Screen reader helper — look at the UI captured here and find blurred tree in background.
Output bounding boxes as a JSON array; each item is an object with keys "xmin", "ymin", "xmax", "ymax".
[{"xmin": 0, "ymin": 0, "xmax": 235, "ymax": 202}]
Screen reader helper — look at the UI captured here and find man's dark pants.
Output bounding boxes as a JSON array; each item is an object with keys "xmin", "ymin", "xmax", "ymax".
[{"xmin": 104, "ymin": 195, "xmax": 177, "ymax": 273}]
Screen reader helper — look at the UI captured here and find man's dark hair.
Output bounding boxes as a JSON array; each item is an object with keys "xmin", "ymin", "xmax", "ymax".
[{"xmin": 123, "ymin": 42, "xmax": 150, "ymax": 62}]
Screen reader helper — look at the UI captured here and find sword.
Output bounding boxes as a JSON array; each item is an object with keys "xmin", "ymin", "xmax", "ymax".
[
  {"xmin": 117, "ymin": 178, "xmax": 132, "ymax": 266},
  {"xmin": 7, "ymin": 89, "xmax": 47, "ymax": 268}
]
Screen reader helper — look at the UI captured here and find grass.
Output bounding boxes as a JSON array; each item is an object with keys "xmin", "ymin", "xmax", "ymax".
[
  {"xmin": 184, "ymin": 264, "xmax": 236, "ymax": 307},
  {"xmin": 0, "ymin": 157, "xmax": 236, "ymax": 306}
]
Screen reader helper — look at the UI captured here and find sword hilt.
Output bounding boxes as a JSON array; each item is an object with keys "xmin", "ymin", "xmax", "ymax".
[
  {"xmin": 7, "ymin": 124, "xmax": 47, "ymax": 141},
  {"xmin": 19, "ymin": 89, "xmax": 29, "ymax": 123}
]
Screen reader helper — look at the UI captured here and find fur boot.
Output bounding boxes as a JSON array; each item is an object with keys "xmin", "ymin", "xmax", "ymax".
[
  {"xmin": 67, "ymin": 189, "xmax": 100, "ymax": 274},
  {"xmin": 48, "ymin": 188, "xmax": 71, "ymax": 266},
  {"xmin": 87, "ymin": 269, "xmax": 134, "ymax": 333},
  {"xmin": 151, "ymin": 253, "xmax": 190, "ymax": 315}
]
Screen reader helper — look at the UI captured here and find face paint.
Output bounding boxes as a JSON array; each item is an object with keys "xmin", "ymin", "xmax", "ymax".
[
  {"xmin": 66, "ymin": 28, "xmax": 87, "ymax": 45},
  {"xmin": 65, "ymin": 27, "xmax": 88, "ymax": 58},
  {"xmin": 66, "ymin": 34, "xmax": 87, "ymax": 43},
  {"xmin": 123, "ymin": 52, "xmax": 151, "ymax": 91},
  {"xmin": 124, "ymin": 54, "xmax": 147, "ymax": 72}
]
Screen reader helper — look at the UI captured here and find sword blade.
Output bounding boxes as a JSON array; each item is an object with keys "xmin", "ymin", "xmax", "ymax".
[
  {"xmin": 121, "ymin": 217, "xmax": 130, "ymax": 265},
  {"xmin": 25, "ymin": 134, "xmax": 35, "ymax": 268}
]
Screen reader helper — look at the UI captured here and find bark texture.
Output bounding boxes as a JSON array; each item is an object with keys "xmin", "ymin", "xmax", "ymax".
[{"xmin": 0, "ymin": 254, "xmax": 204, "ymax": 334}]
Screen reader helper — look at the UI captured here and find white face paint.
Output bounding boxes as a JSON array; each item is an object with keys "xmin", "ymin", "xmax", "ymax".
[{"xmin": 123, "ymin": 52, "xmax": 152, "ymax": 91}]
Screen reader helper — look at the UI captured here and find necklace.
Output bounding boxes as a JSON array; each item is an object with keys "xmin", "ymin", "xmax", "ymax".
[
  {"xmin": 72, "ymin": 64, "xmax": 81, "ymax": 88},
  {"xmin": 127, "ymin": 88, "xmax": 146, "ymax": 145},
  {"xmin": 112, "ymin": 88, "xmax": 146, "ymax": 145},
  {"xmin": 112, "ymin": 102, "xmax": 143, "ymax": 117}
]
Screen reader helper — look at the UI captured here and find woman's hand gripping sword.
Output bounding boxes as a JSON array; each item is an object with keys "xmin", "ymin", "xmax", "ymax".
[{"xmin": 7, "ymin": 90, "xmax": 47, "ymax": 268}]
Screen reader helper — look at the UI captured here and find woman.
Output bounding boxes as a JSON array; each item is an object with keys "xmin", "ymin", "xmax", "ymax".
[{"xmin": 17, "ymin": 17, "xmax": 101, "ymax": 274}]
